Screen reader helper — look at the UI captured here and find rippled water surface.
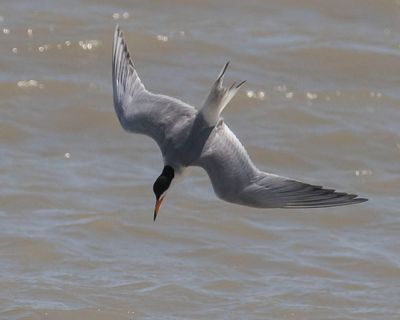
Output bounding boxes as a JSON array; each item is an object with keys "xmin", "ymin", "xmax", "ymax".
[{"xmin": 1, "ymin": 1, "xmax": 399, "ymax": 319}]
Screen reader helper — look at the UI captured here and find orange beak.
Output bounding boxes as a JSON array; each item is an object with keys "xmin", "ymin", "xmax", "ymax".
[{"xmin": 153, "ymin": 195, "xmax": 164, "ymax": 221}]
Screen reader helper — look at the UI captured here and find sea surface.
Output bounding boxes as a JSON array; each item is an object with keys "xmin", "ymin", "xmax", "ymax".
[{"xmin": 0, "ymin": 1, "xmax": 399, "ymax": 319}]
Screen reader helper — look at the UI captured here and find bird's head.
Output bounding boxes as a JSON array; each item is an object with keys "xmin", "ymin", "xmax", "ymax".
[{"xmin": 152, "ymin": 165, "xmax": 175, "ymax": 221}]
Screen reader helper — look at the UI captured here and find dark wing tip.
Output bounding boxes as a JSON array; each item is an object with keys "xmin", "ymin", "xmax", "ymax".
[
  {"xmin": 277, "ymin": 180, "xmax": 368, "ymax": 208},
  {"xmin": 113, "ymin": 24, "xmax": 134, "ymax": 67},
  {"xmin": 284, "ymin": 193, "xmax": 368, "ymax": 208}
]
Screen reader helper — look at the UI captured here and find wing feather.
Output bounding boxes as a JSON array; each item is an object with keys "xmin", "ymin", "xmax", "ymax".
[
  {"xmin": 196, "ymin": 123, "xmax": 367, "ymax": 208},
  {"xmin": 112, "ymin": 25, "xmax": 196, "ymax": 150}
]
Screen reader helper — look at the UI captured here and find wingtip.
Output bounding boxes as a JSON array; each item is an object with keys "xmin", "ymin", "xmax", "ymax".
[
  {"xmin": 113, "ymin": 25, "xmax": 123, "ymax": 57},
  {"xmin": 114, "ymin": 24, "xmax": 121, "ymax": 39}
]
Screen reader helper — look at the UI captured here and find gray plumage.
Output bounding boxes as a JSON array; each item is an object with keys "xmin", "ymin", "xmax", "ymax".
[{"xmin": 112, "ymin": 25, "xmax": 367, "ymax": 210}]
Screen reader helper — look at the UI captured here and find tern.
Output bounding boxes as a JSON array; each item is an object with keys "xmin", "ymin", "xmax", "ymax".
[{"xmin": 112, "ymin": 26, "xmax": 367, "ymax": 221}]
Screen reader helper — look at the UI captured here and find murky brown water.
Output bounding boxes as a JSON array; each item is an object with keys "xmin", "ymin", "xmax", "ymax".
[{"xmin": 1, "ymin": 0, "xmax": 399, "ymax": 319}]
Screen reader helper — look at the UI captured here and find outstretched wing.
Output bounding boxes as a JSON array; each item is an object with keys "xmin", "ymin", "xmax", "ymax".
[
  {"xmin": 196, "ymin": 123, "xmax": 367, "ymax": 208},
  {"xmin": 112, "ymin": 25, "xmax": 196, "ymax": 150}
]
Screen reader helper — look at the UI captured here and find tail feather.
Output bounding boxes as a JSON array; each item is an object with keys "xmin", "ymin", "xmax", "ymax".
[{"xmin": 201, "ymin": 62, "xmax": 245, "ymax": 126}]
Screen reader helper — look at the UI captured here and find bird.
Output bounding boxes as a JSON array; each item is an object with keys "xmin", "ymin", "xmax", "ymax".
[{"xmin": 112, "ymin": 25, "xmax": 367, "ymax": 221}]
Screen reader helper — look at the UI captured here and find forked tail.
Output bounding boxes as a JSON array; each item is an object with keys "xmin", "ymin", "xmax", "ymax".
[{"xmin": 200, "ymin": 62, "xmax": 245, "ymax": 126}]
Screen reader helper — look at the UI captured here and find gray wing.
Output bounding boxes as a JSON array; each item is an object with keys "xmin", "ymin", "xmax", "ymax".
[
  {"xmin": 112, "ymin": 25, "xmax": 196, "ymax": 151},
  {"xmin": 196, "ymin": 122, "xmax": 367, "ymax": 208}
]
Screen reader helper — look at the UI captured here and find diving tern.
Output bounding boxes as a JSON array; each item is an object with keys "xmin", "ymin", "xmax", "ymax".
[{"xmin": 112, "ymin": 26, "xmax": 367, "ymax": 221}]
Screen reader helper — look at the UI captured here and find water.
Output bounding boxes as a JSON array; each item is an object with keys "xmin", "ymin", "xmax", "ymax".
[{"xmin": 1, "ymin": 1, "xmax": 399, "ymax": 319}]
